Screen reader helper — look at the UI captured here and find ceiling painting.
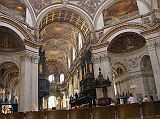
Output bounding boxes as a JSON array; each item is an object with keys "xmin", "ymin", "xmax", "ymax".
[
  {"xmin": 69, "ymin": 0, "xmax": 105, "ymax": 17},
  {"xmin": 29, "ymin": 0, "xmax": 62, "ymax": 13},
  {"xmin": 40, "ymin": 9, "xmax": 90, "ymax": 38},
  {"xmin": 40, "ymin": 23, "xmax": 79, "ymax": 70},
  {"xmin": 0, "ymin": 26, "xmax": 25, "ymax": 52},
  {"xmin": 0, "ymin": 0, "xmax": 26, "ymax": 16},
  {"xmin": 28, "ymin": 0, "xmax": 105, "ymax": 17},
  {"xmin": 103, "ymin": 0, "xmax": 139, "ymax": 25},
  {"xmin": 108, "ymin": 32, "xmax": 146, "ymax": 54}
]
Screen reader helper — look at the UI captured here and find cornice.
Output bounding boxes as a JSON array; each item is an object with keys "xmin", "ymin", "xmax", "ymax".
[
  {"xmin": 90, "ymin": 42, "xmax": 109, "ymax": 51},
  {"xmin": 25, "ymin": 39, "xmax": 40, "ymax": 49},
  {"xmin": 141, "ymin": 25, "xmax": 160, "ymax": 36}
]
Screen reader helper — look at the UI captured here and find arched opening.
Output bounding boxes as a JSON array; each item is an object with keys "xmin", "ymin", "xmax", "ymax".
[
  {"xmin": 48, "ymin": 74, "xmax": 54, "ymax": 83},
  {"xmin": 0, "ymin": 61, "xmax": 19, "ymax": 113},
  {"xmin": 48, "ymin": 96, "xmax": 56, "ymax": 109},
  {"xmin": 60, "ymin": 74, "xmax": 64, "ymax": 84},
  {"xmin": 112, "ymin": 62, "xmax": 128, "ymax": 96},
  {"xmin": 0, "ymin": 26, "xmax": 25, "ymax": 52},
  {"xmin": 140, "ymin": 55, "xmax": 157, "ymax": 100}
]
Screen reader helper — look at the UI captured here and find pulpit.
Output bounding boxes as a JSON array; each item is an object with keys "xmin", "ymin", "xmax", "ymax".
[{"xmin": 93, "ymin": 68, "xmax": 112, "ymax": 106}]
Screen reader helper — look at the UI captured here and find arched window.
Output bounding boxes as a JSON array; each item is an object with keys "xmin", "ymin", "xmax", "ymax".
[
  {"xmin": 68, "ymin": 57, "xmax": 71, "ymax": 69},
  {"xmin": 60, "ymin": 73, "xmax": 64, "ymax": 83},
  {"xmin": 72, "ymin": 47, "xmax": 76, "ymax": 61},
  {"xmin": 48, "ymin": 74, "xmax": 54, "ymax": 82},
  {"xmin": 78, "ymin": 33, "xmax": 83, "ymax": 50},
  {"xmin": 48, "ymin": 96, "xmax": 56, "ymax": 108}
]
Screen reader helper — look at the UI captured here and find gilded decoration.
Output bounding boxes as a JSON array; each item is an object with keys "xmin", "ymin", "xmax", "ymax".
[
  {"xmin": 0, "ymin": 0, "xmax": 26, "ymax": 17},
  {"xmin": 108, "ymin": 32, "xmax": 146, "ymax": 54},
  {"xmin": 40, "ymin": 9, "xmax": 90, "ymax": 38},
  {"xmin": 29, "ymin": 0, "xmax": 105, "ymax": 17},
  {"xmin": 0, "ymin": 26, "xmax": 25, "ymax": 52},
  {"xmin": 103, "ymin": 0, "xmax": 139, "ymax": 25}
]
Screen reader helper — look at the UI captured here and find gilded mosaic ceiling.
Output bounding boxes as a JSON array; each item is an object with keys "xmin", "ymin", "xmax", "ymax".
[
  {"xmin": 103, "ymin": 0, "xmax": 139, "ymax": 24},
  {"xmin": 40, "ymin": 9, "xmax": 90, "ymax": 38},
  {"xmin": 0, "ymin": 0, "xmax": 26, "ymax": 16},
  {"xmin": 28, "ymin": 0, "xmax": 105, "ymax": 17},
  {"xmin": 108, "ymin": 32, "xmax": 146, "ymax": 54}
]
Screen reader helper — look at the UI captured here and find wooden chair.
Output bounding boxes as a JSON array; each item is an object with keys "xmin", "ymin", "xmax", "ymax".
[
  {"xmin": 142, "ymin": 101, "xmax": 160, "ymax": 119},
  {"xmin": 25, "ymin": 111, "xmax": 46, "ymax": 119},
  {"xmin": 0, "ymin": 113, "xmax": 6, "ymax": 119},
  {"xmin": 6, "ymin": 112, "xmax": 25, "ymax": 119},
  {"xmin": 47, "ymin": 110, "xmax": 69, "ymax": 119},
  {"xmin": 92, "ymin": 106, "xmax": 116, "ymax": 119},
  {"xmin": 69, "ymin": 108, "xmax": 92, "ymax": 119},
  {"xmin": 117, "ymin": 103, "xmax": 141, "ymax": 119}
]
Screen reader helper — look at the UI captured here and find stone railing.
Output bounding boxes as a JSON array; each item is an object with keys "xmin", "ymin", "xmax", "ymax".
[{"xmin": 0, "ymin": 5, "xmax": 25, "ymax": 22}]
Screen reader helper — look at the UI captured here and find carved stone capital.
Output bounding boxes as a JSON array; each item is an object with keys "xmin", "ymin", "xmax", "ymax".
[
  {"xmin": 92, "ymin": 51, "xmax": 111, "ymax": 64},
  {"xmin": 20, "ymin": 51, "xmax": 39, "ymax": 63}
]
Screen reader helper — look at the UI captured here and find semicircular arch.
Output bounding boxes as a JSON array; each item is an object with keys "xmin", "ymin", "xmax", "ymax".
[
  {"xmin": 0, "ymin": 17, "xmax": 36, "ymax": 45},
  {"xmin": 36, "ymin": 4, "xmax": 94, "ymax": 39},
  {"xmin": 99, "ymin": 23, "xmax": 149, "ymax": 49}
]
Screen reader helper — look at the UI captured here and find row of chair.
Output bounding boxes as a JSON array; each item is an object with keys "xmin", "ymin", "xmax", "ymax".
[{"xmin": 0, "ymin": 101, "xmax": 160, "ymax": 119}]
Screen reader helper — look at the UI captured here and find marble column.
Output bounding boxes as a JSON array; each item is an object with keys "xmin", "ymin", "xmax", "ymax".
[
  {"xmin": 31, "ymin": 55, "xmax": 39, "ymax": 111},
  {"xmin": 19, "ymin": 52, "xmax": 39, "ymax": 112},
  {"xmin": 146, "ymin": 33, "xmax": 160, "ymax": 100}
]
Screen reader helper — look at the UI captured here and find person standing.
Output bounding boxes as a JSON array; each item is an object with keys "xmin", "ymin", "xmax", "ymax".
[
  {"xmin": 128, "ymin": 93, "xmax": 137, "ymax": 104},
  {"xmin": 150, "ymin": 95, "xmax": 154, "ymax": 101}
]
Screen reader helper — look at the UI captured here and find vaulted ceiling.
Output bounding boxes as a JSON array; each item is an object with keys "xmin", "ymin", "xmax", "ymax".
[
  {"xmin": 0, "ymin": 0, "xmax": 26, "ymax": 15},
  {"xmin": 40, "ymin": 21, "xmax": 80, "ymax": 76}
]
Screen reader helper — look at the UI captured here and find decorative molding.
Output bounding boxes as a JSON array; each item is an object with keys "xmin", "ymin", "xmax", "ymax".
[
  {"xmin": 90, "ymin": 42, "xmax": 109, "ymax": 51},
  {"xmin": 92, "ymin": 53, "xmax": 110, "ymax": 64},
  {"xmin": 20, "ymin": 51, "xmax": 39, "ymax": 63},
  {"xmin": 115, "ymin": 73, "xmax": 154, "ymax": 84},
  {"xmin": 0, "ymin": 16, "xmax": 36, "ymax": 45},
  {"xmin": 99, "ymin": 23, "xmax": 149, "ymax": 43},
  {"xmin": 0, "ymin": 5, "xmax": 25, "ymax": 22}
]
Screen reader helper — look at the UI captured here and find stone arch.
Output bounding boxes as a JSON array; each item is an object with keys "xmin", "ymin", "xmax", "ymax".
[
  {"xmin": 99, "ymin": 23, "xmax": 148, "ymax": 50},
  {"xmin": 112, "ymin": 61, "xmax": 129, "ymax": 97},
  {"xmin": 0, "ymin": 17, "xmax": 36, "ymax": 45},
  {"xmin": 35, "ymin": 4, "xmax": 94, "ymax": 39},
  {"xmin": 0, "ymin": 61, "xmax": 20, "ymax": 103},
  {"xmin": 93, "ymin": 0, "xmax": 151, "ymax": 29},
  {"xmin": 0, "ymin": 60, "xmax": 20, "ymax": 73},
  {"xmin": 0, "ymin": 26, "xmax": 26, "ymax": 52},
  {"xmin": 112, "ymin": 61, "xmax": 128, "ymax": 78}
]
